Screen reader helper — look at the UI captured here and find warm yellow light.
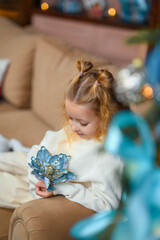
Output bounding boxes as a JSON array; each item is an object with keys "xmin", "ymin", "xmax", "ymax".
[
  {"xmin": 132, "ymin": 58, "xmax": 143, "ymax": 68},
  {"xmin": 142, "ymin": 84, "xmax": 154, "ymax": 99},
  {"xmin": 108, "ymin": 8, "xmax": 116, "ymax": 17},
  {"xmin": 41, "ymin": 3, "xmax": 49, "ymax": 11}
]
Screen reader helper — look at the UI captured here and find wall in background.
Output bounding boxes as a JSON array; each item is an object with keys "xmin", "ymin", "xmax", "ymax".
[{"xmin": 31, "ymin": 13, "xmax": 147, "ymax": 66}]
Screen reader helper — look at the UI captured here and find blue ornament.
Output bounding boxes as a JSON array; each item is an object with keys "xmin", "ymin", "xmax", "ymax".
[
  {"xmin": 70, "ymin": 210, "xmax": 117, "ymax": 240},
  {"xmin": 119, "ymin": 0, "xmax": 150, "ymax": 23},
  {"xmin": 71, "ymin": 110, "xmax": 160, "ymax": 240},
  {"xmin": 104, "ymin": 110, "xmax": 156, "ymax": 191},
  {"xmin": 111, "ymin": 169, "xmax": 160, "ymax": 240},
  {"xmin": 145, "ymin": 40, "xmax": 160, "ymax": 105},
  {"xmin": 28, "ymin": 146, "xmax": 76, "ymax": 191},
  {"xmin": 104, "ymin": 110, "xmax": 160, "ymax": 240}
]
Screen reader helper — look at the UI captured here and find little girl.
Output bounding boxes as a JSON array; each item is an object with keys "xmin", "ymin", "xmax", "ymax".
[
  {"xmin": 27, "ymin": 60, "xmax": 129, "ymax": 212},
  {"xmin": 0, "ymin": 60, "xmax": 128, "ymax": 212}
]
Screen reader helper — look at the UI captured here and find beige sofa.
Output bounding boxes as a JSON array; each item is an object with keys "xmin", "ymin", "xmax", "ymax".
[{"xmin": 0, "ymin": 17, "xmax": 123, "ymax": 240}]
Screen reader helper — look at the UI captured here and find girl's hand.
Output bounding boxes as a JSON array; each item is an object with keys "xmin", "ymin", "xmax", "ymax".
[{"xmin": 35, "ymin": 180, "xmax": 54, "ymax": 198}]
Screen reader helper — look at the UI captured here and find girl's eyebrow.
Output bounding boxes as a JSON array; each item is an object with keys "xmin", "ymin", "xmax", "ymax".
[
  {"xmin": 67, "ymin": 112, "xmax": 89, "ymax": 122},
  {"xmin": 78, "ymin": 119, "xmax": 89, "ymax": 123},
  {"xmin": 70, "ymin": 116, "xmax": 89, "ymax": 123}
]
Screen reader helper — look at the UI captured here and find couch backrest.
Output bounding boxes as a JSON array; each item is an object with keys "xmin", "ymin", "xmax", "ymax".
[{"xmin": 0, "ymin": 17, "xmax": 37, "ymax": 108}]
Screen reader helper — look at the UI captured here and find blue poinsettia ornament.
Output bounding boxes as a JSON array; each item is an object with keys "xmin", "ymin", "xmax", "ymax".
[{"xmin": 28, "ymin": 146, "xmax": 76, "ymax": 192}]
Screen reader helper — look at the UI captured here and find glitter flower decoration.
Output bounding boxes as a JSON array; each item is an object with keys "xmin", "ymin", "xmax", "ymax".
[
  {"xmin": 28, "ymin": 146, "xmax": 76, "ymax": 192},
  {"xmin": 115, "ymin": 60, "xmax": 149, "ymax": 105}
]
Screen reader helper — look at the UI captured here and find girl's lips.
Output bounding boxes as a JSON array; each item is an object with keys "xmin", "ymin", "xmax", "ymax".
[{"xmin": 76, "ymin": 132, "xmax": 83, "ymax": 136}]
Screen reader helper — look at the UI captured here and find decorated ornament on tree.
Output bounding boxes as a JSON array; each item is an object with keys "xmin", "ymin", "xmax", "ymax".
[
  {"xmin": 71, "ymin": 111, "xmax": 160, "ymax": 240},
  {"xmin": 145, "ymin": 40, "xmax": 160, "ymax": 105},
  {"xmin": 118, "ymin": 0, "xmax": 150, "ymax": 23},
  {"xmin": 115, "ymin": 58, "xmax": 153, "ymax": 105},
  {"xmin": 28, "ymin": 146, "xmax": 76, "ymax": 192}
]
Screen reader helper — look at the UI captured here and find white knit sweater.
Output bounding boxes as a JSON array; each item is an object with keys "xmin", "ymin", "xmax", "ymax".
[{"xmin": 27, "ymin": 128, "xmax": 124, "ymax": 212}]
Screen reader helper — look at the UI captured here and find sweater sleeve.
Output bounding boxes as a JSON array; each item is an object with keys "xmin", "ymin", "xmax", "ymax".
[{"xmin": 53, "ymin": 154, "xmax": 124, "ymax": 212}]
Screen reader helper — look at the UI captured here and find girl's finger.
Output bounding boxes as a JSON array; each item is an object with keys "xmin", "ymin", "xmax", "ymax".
[{"xmin": 35, "ymin": 181, "xmax": 46, "ymax": 188}]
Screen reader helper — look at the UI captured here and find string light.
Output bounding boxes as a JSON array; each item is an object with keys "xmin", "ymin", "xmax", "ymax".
[
  {"xmin": 41, "ymin": 2, "xmax": 49, "ymax": 11},
  {"xmin": 108, "ymin": 8, "xmax": 116, "ymax": 17},
  {"xmin": 132, "ymin": 58, "xmax": 143, "ymax": 68},
  {"xmin": 141, "ymin": 84, "xmax": 154, "ymax": 99}
]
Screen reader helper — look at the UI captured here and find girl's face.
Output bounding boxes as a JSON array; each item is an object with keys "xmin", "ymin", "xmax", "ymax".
[{"xmin": 65, "ymin": 98, "xmax": 99, "ymax": 140}]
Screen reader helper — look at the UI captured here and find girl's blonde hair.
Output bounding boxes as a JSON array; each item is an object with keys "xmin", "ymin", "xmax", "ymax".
[{"xmin": 64, "ymin": 60, "xmax": 129, "ymax": 141}]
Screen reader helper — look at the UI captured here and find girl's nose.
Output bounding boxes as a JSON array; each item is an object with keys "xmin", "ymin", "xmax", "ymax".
[{"xmin": 71, "ymin": 121, "xmax": 79, "ymax": 132}]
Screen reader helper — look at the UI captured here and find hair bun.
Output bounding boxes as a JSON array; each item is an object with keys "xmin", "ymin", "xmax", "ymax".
[{"xmin": 77, "ymin": 60, "xmax": 93, "ymax": 74}]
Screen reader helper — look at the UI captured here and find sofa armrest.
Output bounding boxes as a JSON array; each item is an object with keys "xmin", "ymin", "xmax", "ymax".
[{"xmin": 8, "ymin": 196, "xmax": 95, "ymax": 240}]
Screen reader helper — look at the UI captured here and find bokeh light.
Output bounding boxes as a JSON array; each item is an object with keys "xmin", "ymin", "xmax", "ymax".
[
  {"xmin": 132, "ymin": 57, "xmax": 143, "ymax": 68},
  {"xmin": 41, "ymin": 3, "xmax": 49, "ymax": 11},
  {"xmin": 108, "ymin": 8, "xmax": 116, "ymax": 17},
  {"xmin": 141, "ymin": 84, "xmax": 154, "ymax": 99}
]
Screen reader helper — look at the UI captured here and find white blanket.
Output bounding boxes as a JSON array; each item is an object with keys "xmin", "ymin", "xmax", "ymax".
[
  {"xmin": 0, "ymin": 134, "xmax": 30, "ymax": 153},
  {"xmin": 0, "ymin": 135, "xmax": 33, "ymax": 208}
]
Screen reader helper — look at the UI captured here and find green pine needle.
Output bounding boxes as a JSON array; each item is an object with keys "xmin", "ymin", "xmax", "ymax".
[{"xmin": 126, "ymin": 28, "xmax": 160, "ymax": 45}]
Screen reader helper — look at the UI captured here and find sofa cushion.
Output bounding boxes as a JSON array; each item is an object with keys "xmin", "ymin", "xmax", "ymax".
[
  {"xmin": 0, "ymin": 17, "xmax": 23, "ymax": 40},
  {"xmin": 0, "ymin": 17, "xmax": 37, "ymax": 108},
  {"xmin": 0, "ymin": 208, "xmax": 14, "ymax": 240},
  {"xmin": 0, "ymin": 100, "xmax": 17, "ymax": 112},
  {"xmin": 32, "ymin": 39, "xmax": 111, "ymax": 130},
  {"xmin": 32, "ymin": 39, "xmax": 79, "ymax": 130},
  {"xmin": 0, "ymin": 110, "xmax": 50, "ymax": 147}
]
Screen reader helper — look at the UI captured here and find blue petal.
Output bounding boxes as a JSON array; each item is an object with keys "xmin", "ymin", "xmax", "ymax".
[
  {"xmin": 44, "ymin": 176, "xmax": 50, "ymax": 188},
  {"xmin": 66, "ymin": 171, "xmax": 77, "ymax": 180},
  {"xmin": 47, "ymin": 184, "xmax": 56, "ymax": 192},
  {"xmin": 29, "ymin": 158, "xmax": 41, "ymax": 170},
  {"xmin": 49, "ymin": 155, "xmax": 59, "ymax": 164},
  {"xmin": 55, "ymin": 154, "xmax": 71, "ymax": 171},
  {"xmin": 51, "ymin": 178, "xmax": 65, "ymax": 184},
  {"xmin": 37, "ymin": 146, "xmax": 51, "ymax": 164},
  {"xmin": 50, "ymin": 172, "xmax": 76, "ymax": 185},
  {"xmin": 31, "ymin": 169, "xmax": 44, "ymax": 180}
]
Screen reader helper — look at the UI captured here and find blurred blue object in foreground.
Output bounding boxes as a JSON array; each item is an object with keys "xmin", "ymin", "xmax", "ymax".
[
  {"xmin": 105, "ymin": 111, "xmax": 160, "ymax": 240},
  {"xmin": 105, "ymin": 110, "xmax": 156, "ymax": 190},
  {"xmin": 71, "ymin": 110, "xmax": 159, "ymax": 240},
  {"xmin": 145, "ymin": 40, "xmax": 160, "ymax": 105},
  {"xmin": 70, "ymin": 210, "xmax": 116, "ymax": 240},
  {"xmin": 112, "ymin": 169, "xmax": 160, "ymax": 240}
]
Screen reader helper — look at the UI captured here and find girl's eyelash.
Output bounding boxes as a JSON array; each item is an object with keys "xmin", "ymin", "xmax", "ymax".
[
  {"xmin": 81, "ymin": 123, "xmax": 88, "ymax": 127},
  {"xmin": 69, "ymin": 117, "xmax": 88, "ymax": 126}
]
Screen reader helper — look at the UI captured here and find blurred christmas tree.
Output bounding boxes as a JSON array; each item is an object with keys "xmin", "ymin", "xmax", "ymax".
[
  {"xmin": 70, "ymin": 1, "xmax": 160, "ymax": 240},
  {"xmin": 126, "ymin": 27, "xmax": 160, "ymax": 165}
]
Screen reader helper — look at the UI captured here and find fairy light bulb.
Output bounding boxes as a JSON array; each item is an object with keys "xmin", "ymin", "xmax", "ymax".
[
  {"xmin": 41, "ymin": 2, "xmax": 49, "ymax": 11},
  {"xmin": 132, "ymin": 58, "xmax": 143, "ymax": 68},
  {"xmin": 142, "ymin": 84, "xmax": 154, "ymax": 99},
  {"xmin": 108, "ymin": 8, "xmax": 116, "ymax": 17}
]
